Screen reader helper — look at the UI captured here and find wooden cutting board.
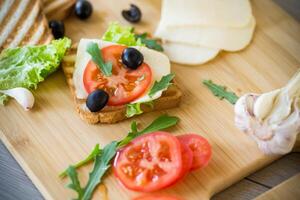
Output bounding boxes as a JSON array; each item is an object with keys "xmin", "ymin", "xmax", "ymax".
[{"xmin": 1, "ymin": 0, "xmax": 300, "ymax": 199}]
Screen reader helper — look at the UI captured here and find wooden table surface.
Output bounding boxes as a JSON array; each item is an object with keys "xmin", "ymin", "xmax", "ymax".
[{"xmin": 0, "ymin": 0, "xmax": 300, "ymax": 200}]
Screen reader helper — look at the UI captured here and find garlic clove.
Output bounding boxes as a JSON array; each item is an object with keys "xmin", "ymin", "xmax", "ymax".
[
  {"xmin": 234, "ymin": 94, "xmax": 252, "ymax": 132},
  {"xmin": 235, "ymin": 95, "xmax": 300, "ymax": 155},
  {"xmin": 285, "ymin": 70, "xmax": 300, "ymax": 97},
  {"xmin": 0, "ymin": 88, "xmax": 35, "ymax": 110},
  {"xmin": 253, "ymin": 89, "xmax": 280, "ymax": 121},
  {"xmin": 267, "ymin": 92, "xmax": 292, "ymax": 124},
  {"xmin": 267, "ymin": 71, "xmax": 300, "ymax": 124},
  {"xmin": 234, "ymin": 71, "xmax": 300, "ymax": 155}
]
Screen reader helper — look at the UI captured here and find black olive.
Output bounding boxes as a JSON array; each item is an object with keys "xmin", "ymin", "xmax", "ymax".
[
  {"xmin": 86, "ymin": 89, "xmax": 109, "ymax": 112},
  {"xmin": 75, "ymin": 0, "xmax": 93, "ymax": 20},
  {"xmin": 122, "ymin": 4, "xmax": 142, "ymax": 23},
  {"xmin": 48, "ymin": 20, "xmax": 65, "ymax": 39},
  {"xmin": 121, "ymin": 48, "xmax": 144, "ymax": 70}
]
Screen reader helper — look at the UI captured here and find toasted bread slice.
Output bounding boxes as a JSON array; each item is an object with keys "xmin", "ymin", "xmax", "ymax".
[
  {"xmin": 62, "ymin": 45, "xmax": 182, "ymax": 124},
  {"xmin": 43, "ymin": 0, "xmax": 76, "ymax": 20},
  {"xmin": 0, "ymin": 0, "xmax": 53, "ymax": 52}
]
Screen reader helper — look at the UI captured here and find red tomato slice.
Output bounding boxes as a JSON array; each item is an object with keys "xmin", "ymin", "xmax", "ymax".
[
  {"xmin": 83, "ymin": 45, "xmax": 152, "ymax": 106},
  {"xmin": 177, "ymin": 134, "xmax": 212, "ymax": 171},
  {"xmin": 177, "ymin": 141, "xmax": 193, "ymax": 179},
  {"xmin": 133, "ymin": 194, "xmax": 182, "ymax": 200},
  {"xmin": 113, "ymin": 131, "xmax": 183, "ymax": 192}
]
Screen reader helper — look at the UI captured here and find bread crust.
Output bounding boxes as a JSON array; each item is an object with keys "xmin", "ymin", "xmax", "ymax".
[
  {"xmin": 0, "ymin": 0, "xmax": 53, "ymax": 51},
  {"xmin": 61, "ymin": 45, "xmax": 182, "ymax": 124}
]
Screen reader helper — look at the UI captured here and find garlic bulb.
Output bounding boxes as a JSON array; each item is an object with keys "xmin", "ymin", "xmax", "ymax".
[
  {"xmin": 234, "ymin": 70, "xmax": 300, "ymax": 155},
  {"xmin": 0, "ymin": 88, "xmax": 35, "ymax": 110}
]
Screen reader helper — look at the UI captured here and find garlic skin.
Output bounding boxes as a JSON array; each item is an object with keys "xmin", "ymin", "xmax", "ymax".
[
  {"xmin": 0, "ymin": 88, "xmax": 35, "ymax": 110},
  {"xmin": 234, "ymin": 71, "xmax": 300, "ymax": 155}
]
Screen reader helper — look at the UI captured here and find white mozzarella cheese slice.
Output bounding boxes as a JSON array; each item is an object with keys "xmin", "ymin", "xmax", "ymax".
[
  {"xmin": 132, "ymin": 45, "xmax": 170, "ymax": 103},
  {"xmin": 155, "ymin": 17, "xmax": 256, "ymax": 51},
  {"xmin": 73, "ymin": 39, "xmax": 171, "ymax": 103},
  {"xmin": 160, "ymin": 0, "xmax": 252, "ymax": 28},
  {"xmin": 162, "ymin": 41, "xmax": 220, "ymax": 65}
]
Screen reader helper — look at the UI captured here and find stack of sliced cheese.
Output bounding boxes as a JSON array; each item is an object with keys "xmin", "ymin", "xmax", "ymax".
[{"xmin": 154, "ymin": 0, "xmax": 256, "ymax": 65}]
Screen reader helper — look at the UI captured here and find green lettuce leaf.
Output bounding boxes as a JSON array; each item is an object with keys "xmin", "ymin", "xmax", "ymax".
[
  {"xmin": 126, "ymin": 101, "xmax": 154, "ymax": 118},
  {"xmin": 0, "ymin": 37, "xmax": 71, "ymax": 104},
  {"xmin": 102, "ymin": 22, "xmax": 144, "ymax": 46},
  {"xmin": 126, "ymin": 102, "xmax": 143, "ymax": 117},
  {"xmin": 0, "ymin": 94, "xmax": 8, "ymax": 105}
]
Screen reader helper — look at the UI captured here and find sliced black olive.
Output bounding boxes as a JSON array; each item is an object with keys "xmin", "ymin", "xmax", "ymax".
[
  {"xmin": 48, "ymin": 20, "xmax": 65, "ymax": 39},
  {"xmin": 86, "ymin": 89, "xmax": 109, "ymax": 112},
  {"xmin": 75, "ymin": 0, "xmax": 93, "ymax": 20},
  {"xmin": 122, "ymin": 4, "xmax": 142, "ymax": 23},
  {"xmin": 121, "ymin": 48, "xmax": 144, "ymax": 70}
]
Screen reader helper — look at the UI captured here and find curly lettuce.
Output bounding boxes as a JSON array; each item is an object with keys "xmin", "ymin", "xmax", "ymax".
[
  {"xmin": 102, "ymin": 22, "xmax": 144, "ymax": 46},
  {"xmin": 0, "ymin": 37, "xmax": 71, "ymax": 105}
]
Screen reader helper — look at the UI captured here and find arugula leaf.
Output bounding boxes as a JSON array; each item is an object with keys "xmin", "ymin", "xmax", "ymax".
[
  {"xmin": 60, "ymin": 144, "xmax": 101, "ymax": 178},
  {"xmin": 63, "ymin": 115, "xmax": 179, "ymax": 200},
  {"xmin": 130, "ymin": 120, "xmax": 138, "ymax": 134},
  {"xmin": 66, "ymin": 166, "xmax": 84, "ymax": 200},
  {"xmin": 86, "ymin": 42, "xmax": 112, "ymax": 76},
  {"xmin": 135, "ymin": 33, "xmax": 164, "ymax": 52},
  {"xmin": 118, "ymin": 114, "xmax": 179, "ymax": 147},
  {"xmin": 138, "ymin": 114, "xmax": 179, "ymax": 135},
  {"xmin": 125, "ymin": 74, "xmax": 175, "ymax": 118},
  {"xmin": 115, "ymin": 120, "xmax": 139, "ymax": 147},
  {"xmin": 149, "ymin": 74, "xmax": 175, "ymax": 97},
  {"xmin": 82, "ymin": 142, "xmax": 117, "ymax": 200},
  {"xmin": 203, "ymin": 80, "xmax": 239, "ymax": 104},
  {"xmin": 126, "ymin": 101, "xmax": 154, "ymax": 118}
]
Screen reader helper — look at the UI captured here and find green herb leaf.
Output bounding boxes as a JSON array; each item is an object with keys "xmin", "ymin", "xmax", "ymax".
[
  {"xmin": 82, "ymin": 142, "xmax": 117, "ymax": 200},
  {"xmin": 101, "ymin": 23, "xmax": 163, "ymax": 52},
  {"xmin": 0, "ymin": 94, "xmax": 8, "ymax": 105},
  {"xmin": 63, "ymin": 115, "xmax": 179, "ymax": 200},
  {"xmin": 102, "ymin": 22, "xmax": 144, "ymax": 47},
  {"xmin": 149, "ymin": 74, "xmax": 175, "ymax": 97},
  {"xmin": 86, "ymin": 42, "xmax": 112, "ymax": 76},
  {"xmin": 118, "ymin": 114, "xmax": 179, "ymax": 147},
  {"xmin": 126, "ymin": 102, "xmax": 143, "ymax": 118},
  {"xmin": 66, "ymin": 166, "xmax": 84, "ymax": 200},
  {"xmin": 60, "ymin": 144, "xmax": 102, "ymax": 178},
  {"xmin": 117, "ymin": 121, "xmax": 139, "ymax": 147},
  {"xmin": 135, "ymin": 33, "xmax": 164, "ymax": 52},
  {"xmin": 203, "ymin": 80, "xmax": 239, "ymax": 104},
  {"xmin": 138, "ymin": 114, "xmax": 179, "ymax": 135},
  {"xmin": 130, "ymin": 121, "xmax": 138, "ymax": 134},
  {"xmin": 125, "ymin": 101, "xmax": 154, "ymax": 118}
]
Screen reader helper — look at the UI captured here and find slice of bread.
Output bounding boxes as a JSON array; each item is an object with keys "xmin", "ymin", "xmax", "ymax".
[
  {"xmin": 62, "ymin": 45, "xmax": 182, "ymax": 124},
  {"xmin": 0, "ymin": 0, "xmax": 53, "ymax": 52},
  {"xmin": 43, "ymin": 0, "xmax": 76, "ymax": 20}
]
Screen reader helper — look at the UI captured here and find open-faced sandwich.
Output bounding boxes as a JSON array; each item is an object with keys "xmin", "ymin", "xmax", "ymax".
[{"xmin": 62, "ymin": 23, "xmax": 182, "ymax": 124}]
